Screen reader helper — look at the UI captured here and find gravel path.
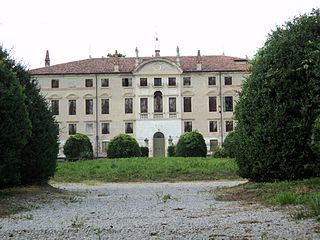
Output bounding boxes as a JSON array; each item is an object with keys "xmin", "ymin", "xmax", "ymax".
[{"xmin": 0, "ymin": 181, "xmax": 319, "ymax": 240}]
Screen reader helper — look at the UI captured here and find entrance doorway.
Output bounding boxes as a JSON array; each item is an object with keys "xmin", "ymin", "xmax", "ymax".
[{"xmin": 153, "ymin": 132, "xmax": 165, "ymax": 157}]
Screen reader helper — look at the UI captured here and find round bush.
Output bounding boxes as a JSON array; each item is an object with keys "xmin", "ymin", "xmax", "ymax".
[
  {"xmin": 63, "ymin": 133, "xmax": 93, "ymax": 160},
  {"xmin": 107, "ymin": 134, "xmax": 141, "ymax": 158},
  {"xmin": 176, "ymin": 131, "xmax": 207, "ymax": 157},
  {"xmin": 140, "ymin": 146, "xmax": 149, "ymax": 157}
]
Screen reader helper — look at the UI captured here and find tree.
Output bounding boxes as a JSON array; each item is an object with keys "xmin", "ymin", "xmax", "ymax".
[
  {"xmin": 176, "ymin": 131, "xmax": 207, "ymax": 157},
  {"xmin": 17, "ymin": 64, "xmax": 59, "ymax": 184},
  {"xmin": 63, "ymin": 133, "xmax": 93, "ymax": 160},
  {"xmin": 0, "ymin": 46, "xmax": 59, "ymax": 185},
  {"xmin": 0, "ymin": 47, "xmax": 31, "ymax": 187},
  {"xmin": 107, "ymin": 134, "xmax": 141, "ymax": 158},
  {"xmin": 234, "ymin": 9, "xmax": 320, "ymax": 181}
]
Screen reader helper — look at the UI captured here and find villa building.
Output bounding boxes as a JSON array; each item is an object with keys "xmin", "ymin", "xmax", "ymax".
[{"xmin": 30, "ymin": 46, "xmax": 249, "ymax": 157}]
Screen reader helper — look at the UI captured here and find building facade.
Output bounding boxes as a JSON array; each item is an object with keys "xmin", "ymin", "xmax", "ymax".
[{"xmin": 30, "ymin": 48, "xmax": 249, "ymax": 157}]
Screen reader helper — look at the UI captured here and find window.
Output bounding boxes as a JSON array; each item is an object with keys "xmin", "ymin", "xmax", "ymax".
[
  {"xmin": 101, "ymin": 99, "xmax": 109, "ymax": 114},
  {"xmin": 125, "ymin": 122, "xmax": 133, "ymax": 134},
  {"xmin": 225, "ymin": 76, "xmax": 232, "ymax": 85},
  {"xmin": 69, "ymin": 100, "xmax": 76, "ymax": 115},
  {"xmin": 210, "ymin": 139, "xmax": 218, "ymax": 151},
  {"xmin": 85, "ymin": 79, "xmax": 93, "ymax": 87},
  {"xmin": 140, "ymin": 78, "xmax": 148, "ymax": 87},
  {"xmin": 184, "ymin": 121, "xmax": 192, "ymax": 132},
  {"xmin": 101, "ymin": 122, "xmax": 110, "ymax": 134},
  {"xmin": 183, "ymin": 97, "xmax": 192, "ymax": 112},
  {"xmin": 154, "ymin": 78, "xmax": 162, "ymax": 86},
  {"xmin": 85, "ymin": 99, "xmax": 93, "ymax": 115},
  {"xmin": 183, "ymin": 77, "xmax": 191, "ymax": 86},
  {"xmin": 209, "ymin": 121, "xmax": 218, "ymax": 132},
  {"xmin": 85, "ymin": 123, "xmax": 94, "ymax": 135},
  {"xmin": 208, "ymin": 77, "xmax": 216, "ymax": 86},
  {"xmin": 226, "ymin": 121, "xmax": 234, "ymax": 132},
  {"xmin": 122, "ymin": 78, "xmax": 132, "ymax": 87},
  {"xmin": 224, "ymin": 96, "xmax": 233, "ymax": 112},
  {"xmin": 140, "ymin": 98, "xmax": 148, "ymax": 113},
  {"xmin": 168, "ymin": 77, "xmax": 176, "ymax": 86},
  {"xmin": 68, "ymin": 124, "xmax": 77, "ymax": 135},
  {"xmin": 125, "ymin": 98, "xmax": 133, "ymax": 114},
  {"xmin": 154, "ymin": 91, "xmax": 163, "ymax": 112},
  {"xmin": 101, "ymin": 78, "xmax": 109, "ymax": 87},
  {"xmin": 51, "ymin": 100, "xmax": 59, "ymax": 115},
  {"xmin": 169, "ymin": 98, "xmax": 176, "ymax": 112},
  {"xmin": 51, "ymin": 79, "xmax": 59, "ymax": 88},
  {"xmin": 209, "ymin": 97, "xmax": 217, "ymax": 112},
  {"xmin": 102, "ymin": 141, "xmax": 109, "ymax": 153}
]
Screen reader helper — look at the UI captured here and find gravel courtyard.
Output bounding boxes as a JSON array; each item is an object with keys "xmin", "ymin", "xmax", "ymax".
[{"xmin": 0, "ymin": 181, "xmax": 319, "ymax": 240}]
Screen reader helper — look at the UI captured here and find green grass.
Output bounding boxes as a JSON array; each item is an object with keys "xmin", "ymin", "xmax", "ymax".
[
  {"xmin": 53, "ymin": 157, "xmax": 239, "ymax": 183},
  {"xmin": 216, "ymin": 177, "xmax": 320, "ymax": 220}
]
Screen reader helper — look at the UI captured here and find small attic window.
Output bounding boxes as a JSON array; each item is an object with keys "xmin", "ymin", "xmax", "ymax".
[{"xmin": 85, "ymin": 79, "xmax": 93, "ymax": 87}]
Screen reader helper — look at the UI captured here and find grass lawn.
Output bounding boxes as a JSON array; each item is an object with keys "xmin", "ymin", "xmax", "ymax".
[
  {"xmin": 215, "ymin": 177, "xmax": 320, "ymax": 220},
  {"xmin": 52, "ymin": 157, "xmax": 240, "ymax": 183}
]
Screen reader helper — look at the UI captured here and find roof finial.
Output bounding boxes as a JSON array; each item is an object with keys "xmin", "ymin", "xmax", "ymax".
[
  {"xmin": 155, "ymin": 33, "xmax": 160, "ymax": 57},
  {"xmin": 135, "ymin": 47, "xmax": 139, "ymax": 58},
  {"xmin": 45, "ymin": 50, "xmax": 50, "ymax": 67}
]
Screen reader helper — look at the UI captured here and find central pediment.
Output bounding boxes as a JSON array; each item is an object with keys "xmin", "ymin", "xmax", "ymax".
[{"xmin": 133, "ymin": 58, "xmax": 183, "ymax": 75}]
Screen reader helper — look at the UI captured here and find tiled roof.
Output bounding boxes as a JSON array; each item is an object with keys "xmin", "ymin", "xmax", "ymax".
[{"xmin": 30, "ymin": 55, "xmax": 248, "ymax": 75}]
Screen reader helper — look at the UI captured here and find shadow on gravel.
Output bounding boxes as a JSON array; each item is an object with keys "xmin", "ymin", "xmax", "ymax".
[{"xmin": 0, "ymin": 184, "xmax": 75, "ymax": 217}]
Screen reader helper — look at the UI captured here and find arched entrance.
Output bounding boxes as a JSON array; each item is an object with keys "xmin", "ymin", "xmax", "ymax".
[{"xmin": 153, "ymin": 132, "xmax": 165, "ymax": 157}]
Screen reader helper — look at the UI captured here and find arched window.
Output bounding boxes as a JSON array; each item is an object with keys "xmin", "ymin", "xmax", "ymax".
[{"xmin": 154, "ymin": 91, "xmax": 163, "ymax": 112}]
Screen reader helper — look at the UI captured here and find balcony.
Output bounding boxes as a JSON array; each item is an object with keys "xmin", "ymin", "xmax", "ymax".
[
  {"xmin": 169, "ymin": 113, "xmax": 177, "ymax": 119},
  {"xmin": 140, "ymin": 113, "xmax": 149, "ymax": 119},
  {"xmin": 139, "ymin": 113, "xmax": 179, "ymax": 120},
  {"xmin": 153, "ymin": 113, "xmax": 164, "ymax": 119}
]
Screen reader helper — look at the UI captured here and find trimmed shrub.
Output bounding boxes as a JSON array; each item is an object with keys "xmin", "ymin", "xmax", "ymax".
[
  {"xmin": 167, "ymin": 145, "xmax": 176, "ymax": 157},
  {"xmin": 212, "ymin": 146, "xmax": 226, "ymax": 158},
  {"xmin": 176, "ymin": 131, "xmax": 207, "ymax": 157},
  {"xmin": 63, "ymin": 133, "xmax": 93, "ymax": 160},
  {"xmin": 107, "ymin": 134, "xmax": 141, "ymax": 158},
  {"xmin": 140, "ymin": 146, "xmax": 149, "ymax": 157}
]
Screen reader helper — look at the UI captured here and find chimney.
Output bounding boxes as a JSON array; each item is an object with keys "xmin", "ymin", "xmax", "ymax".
[
  {"xmin": 196, "ymin": 50, "xmax": 202, "ymax": 70},
  {"xmin": 113, "ymin": 50, "xmax": 119, "ymax": 72},
  {"xmin": 135, "ymin": 47, "xmax": 139, "ymax": 67},
  {"xmin": 176, "ymin": 46, "xmax": 180, "ymax": 66},
  {"xmin": 45, "ymin": 50, "xmax": 50, "ymax": 67}
]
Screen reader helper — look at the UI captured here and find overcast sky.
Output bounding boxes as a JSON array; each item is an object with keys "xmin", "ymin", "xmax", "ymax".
[{"xmin": 0, "ymin": 0, "xmax": 319, "ymax": 69}]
